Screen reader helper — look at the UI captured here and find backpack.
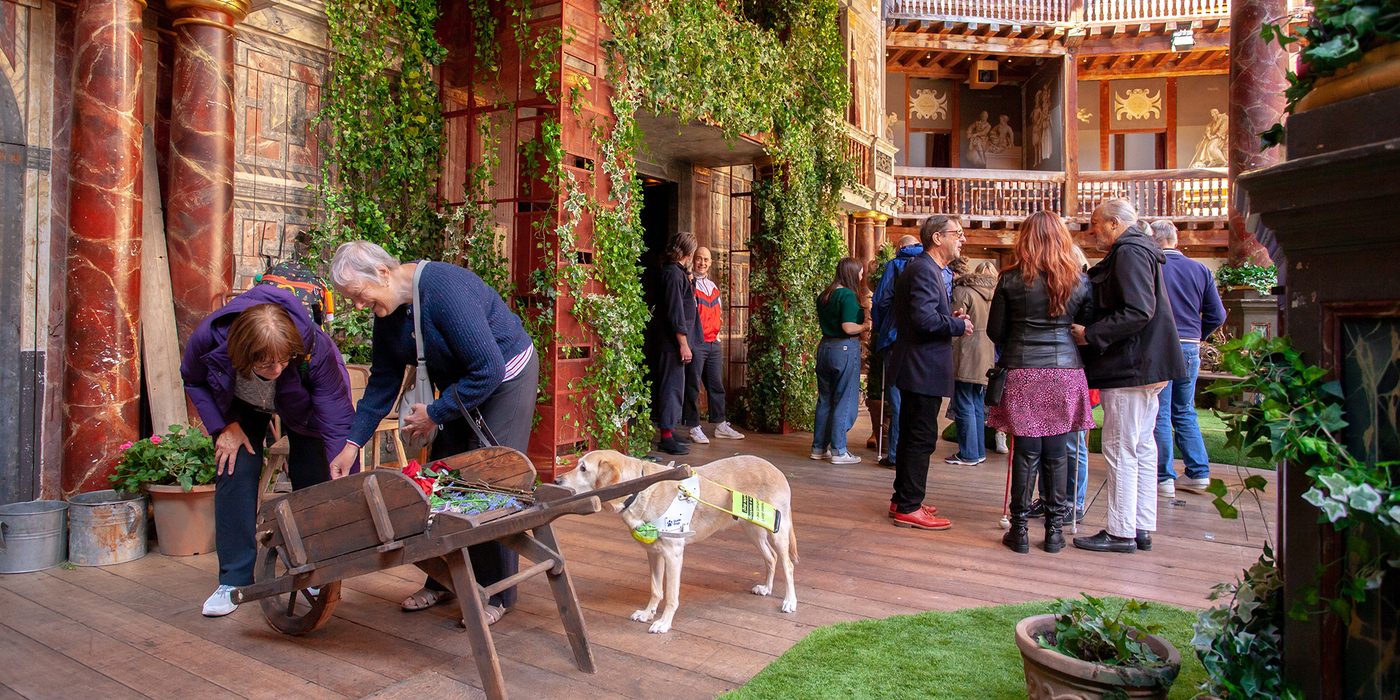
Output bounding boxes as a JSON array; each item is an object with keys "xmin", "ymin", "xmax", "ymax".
[{"xmin": 255, "ymin": 261, "xmax": 334, "ymax": 329}]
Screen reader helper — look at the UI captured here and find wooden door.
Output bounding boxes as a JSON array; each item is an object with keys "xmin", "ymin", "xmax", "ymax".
[{"xmin": 1, "ymin": 77, "xmax": 30, "ymax": 502}]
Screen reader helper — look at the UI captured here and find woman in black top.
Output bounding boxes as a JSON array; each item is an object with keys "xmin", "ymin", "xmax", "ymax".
[{"xmin": 645, "ymin": 232, "xmax": 699, "ymax": 455}]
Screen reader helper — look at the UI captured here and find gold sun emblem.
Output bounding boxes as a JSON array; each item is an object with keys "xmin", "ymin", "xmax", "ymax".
[
  {"xmin": 909, "ymin": 89, "xmax": 948, "ymax": 121},
  {"xmin": 1114, "ymin": 89, "xmax": 1162, "ymax": 120}
]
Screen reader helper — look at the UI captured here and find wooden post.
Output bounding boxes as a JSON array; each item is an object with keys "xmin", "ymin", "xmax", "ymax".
[
  {"xmin": 1062, "ymin": 52, "xmax": 1080, "ymax": 217},
  {"xmin": 140, "ymin": 127, "xmax": 189, "ymax": 431}
]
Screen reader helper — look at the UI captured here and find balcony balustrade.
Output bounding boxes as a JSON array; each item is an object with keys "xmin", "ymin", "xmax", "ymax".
[
  {"xmin": 886, "ymin": 0, "xmax": 1236, "ymax": 25},
  {"xmin": 895, "ymin": 166, "xmax": 1228, "ymax": 221}
]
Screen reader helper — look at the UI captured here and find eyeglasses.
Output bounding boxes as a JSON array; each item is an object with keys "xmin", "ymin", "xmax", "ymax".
[
  {"xmin": 939, "ymin": 229, "xmax": 967, "ymax": 241},
  {"xmin": 252, "ymin": 357, "xmax": 293, "ymax": 373}
]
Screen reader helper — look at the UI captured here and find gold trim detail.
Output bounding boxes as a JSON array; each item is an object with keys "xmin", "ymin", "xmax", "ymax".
[
  {"xmin": 166, "ymin": 0, "xmax": 249, "ymax": 22},
  {"xmin": 172, "ymin": 16, "xmax": 238, "ymax": 34}
]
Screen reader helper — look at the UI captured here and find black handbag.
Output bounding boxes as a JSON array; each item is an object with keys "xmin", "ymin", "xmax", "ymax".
[{"xmin": 985, "ymin": 366, "xmax": 1008, "ymax": 406}]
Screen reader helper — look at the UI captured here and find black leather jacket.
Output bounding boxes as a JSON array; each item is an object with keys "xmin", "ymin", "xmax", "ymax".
[{"xmin": 987, "ymin": 269, "xmax": 1093, "ymax": 369}]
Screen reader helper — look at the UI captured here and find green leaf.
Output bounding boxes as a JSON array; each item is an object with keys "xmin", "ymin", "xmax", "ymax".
[
  {"xmin": 1213, "ymin": 498, "xmax": 1240, "ymax": 519},
  {"xmin": 1243, "ymin": 475, "xmax": 1269, "ymax": 491},
  {"xmin": 1206, "ymin": 478, "xmax": 1230, "ymax": 498}
]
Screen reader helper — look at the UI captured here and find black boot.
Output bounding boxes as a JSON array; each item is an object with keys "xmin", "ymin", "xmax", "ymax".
[
  {"xmin": 1041, "ymin": 448, "xmax": 1070, "ymax": 553},
  {"xmin": 657, "ymin": 436, "xmax": 689, "ymax": 455},
  {"xmin": 1003, "ymin": 439, "xmax": 1036, "ymax": 554},
  {"xmin": 1002, "ymin": 520, "xmax": 1029, "ymax": 553}
]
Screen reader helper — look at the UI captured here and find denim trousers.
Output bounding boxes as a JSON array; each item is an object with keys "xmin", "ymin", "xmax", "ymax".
[
  {"xmin": 1072, "ymin": 430, "xmax": 1089, "ymax": 509},
  {"xmin": 813, "ymin": 338, "xmax": 861, "ymax": 454},
  {"xmin": 683, "ymin": 340, "xmax": 726, "ymax": 426},
  {"xmin": 1155, "ymin": 341, "xmax": 1211, "ymax": 481},
  {"xmin": 952, "ymin": 381, "xmax": 987, "ymax": 460}
]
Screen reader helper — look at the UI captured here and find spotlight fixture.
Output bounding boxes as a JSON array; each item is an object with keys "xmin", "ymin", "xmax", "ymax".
[{"xmin": 1171, "ymin": 28, "xmax": 1194, "ymax": 52}]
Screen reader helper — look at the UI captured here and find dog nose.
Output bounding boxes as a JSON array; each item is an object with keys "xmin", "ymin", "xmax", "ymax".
[{"xmin": 553, "ymin": 475, "xmax": 565, "ymax": 485}]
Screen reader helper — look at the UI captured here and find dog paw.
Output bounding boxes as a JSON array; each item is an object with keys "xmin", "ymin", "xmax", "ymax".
[
  {"xmin": 751, "ymin": 584, "xmax": 772, "ymax": 596},
  {"xmin": 630, "ymin": 609, "xmax": 655, "ymax": 622},
  {"xmin": 781, "ymin": 599, "xmax": 798, "ymax": 613},
  {"xmin": 648, "ymin": 620, "xmax": 672, "ymax": 634}
]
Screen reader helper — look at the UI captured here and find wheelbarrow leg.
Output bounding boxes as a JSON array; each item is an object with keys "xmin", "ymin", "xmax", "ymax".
[
  {"xmin": 445, "ymin": 549, "xmax": 508, "ymax": 700},
  {"xmin": 532, "ymin": 523, "xmax": 595, "ymax": 673}
]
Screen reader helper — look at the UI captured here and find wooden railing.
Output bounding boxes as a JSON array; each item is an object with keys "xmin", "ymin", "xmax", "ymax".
[
  {"xmin": 1084, "ymin": 0, "xmax": 1230, "ymax": 22},
  {"xmin": 845, "ymin": 128, "xmax": 875, "ymax": 191},
  {"xmin": 1078, "ymin": 168, "xmax": 1228, "ymax": 218},
  {"xmin": 895, "ymin": 166, "xmax": 1228, "ymax": 219},
  {"xmin": 896, "ymin": 167, "xmax": 1065, "ymax": 218},
  {"xmin": 887, "ymin": 0, "xmax": 1070, "ymax": 24}
]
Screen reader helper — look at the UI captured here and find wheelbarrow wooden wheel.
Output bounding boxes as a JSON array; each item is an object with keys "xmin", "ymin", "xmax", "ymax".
[{"xmin": 255, "ymin": 541, "xmax": 340, "ymax": 635}]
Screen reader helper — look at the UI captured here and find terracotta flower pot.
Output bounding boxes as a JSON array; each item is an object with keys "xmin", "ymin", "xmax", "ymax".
[
  {"xmin": 146, "ymin": 483, "xmax": 217, "ymax": 556},
  {"xmin": 1296, "ymin": 43, "xmax": 1400, "ymax": 113},
  {"xmin": 1015, "ymin": 614, "xmax": 1181, "ymax": 699}
]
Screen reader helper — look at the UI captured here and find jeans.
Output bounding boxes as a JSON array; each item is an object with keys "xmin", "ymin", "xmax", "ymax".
[
  {"xmin": 683, "ymin": 340, "xmax": 726, "ymax": 425},
  {"xmin": 952, "ymin": 381, "xmax": 987, "ymax": 460},
  {"xmin": 813, "ymin": 338, "xmax": 861, "ymax": 454},
  {"xmin": 892, "ymin": 391, "xmax": 943, "ymax": 512},
  {"xmin": 1155, "ymin": 341, "xmax": 1211, "ymax": 482},
  {"xmin": 1071, "ymin": 430, "xmax": 1089, "ymax": 509},
  {"xmin": 1101, "ymin": 385, "xmax": 1165, "ymax": 538}
]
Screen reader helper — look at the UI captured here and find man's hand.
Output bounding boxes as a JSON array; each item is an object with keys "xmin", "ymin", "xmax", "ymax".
[
  {"xmin": 1071, "ymin": 324, "xmax": 1088, "ymax": 346},
  {"xmin": 679, "ymin": 341, "xmax": 693, "ymax": 364},
  {"xmin": 401, "ymin": 402, "xmax": 435, "ymax": 439},
  {"xmin": 329, "ymin": 443, "xmax": 359, "ymax": 480},
  {"xmin": 954, "ymin": 309, "xmax": 974, "ymax": 336},
  {"xmin": 215, "ymin": 422, "xmax": 253, "ymax": 476}
]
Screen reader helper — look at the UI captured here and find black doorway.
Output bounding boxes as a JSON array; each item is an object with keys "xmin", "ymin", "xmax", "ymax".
[{"xmin": 1, "ymin": 75, "xmax": 31, "ymax": 503}]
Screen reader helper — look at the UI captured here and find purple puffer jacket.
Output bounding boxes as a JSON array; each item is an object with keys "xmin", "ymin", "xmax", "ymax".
[{"xmin": 180, "ymin": 285, "xmax": 354, "ymax": 465}]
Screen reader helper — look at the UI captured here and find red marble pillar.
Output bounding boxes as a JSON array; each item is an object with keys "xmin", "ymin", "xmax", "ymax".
[
  {"xmin": 165, "ymin": 0, "xmax": 246, "ymax": 341},
  {"xmin": 62, "ymin": 0, "xmax": 145, "ymax": 495},
  {"xmin": 1228, "ymin": 0, "xmax": 1287, "ymax": 266}
]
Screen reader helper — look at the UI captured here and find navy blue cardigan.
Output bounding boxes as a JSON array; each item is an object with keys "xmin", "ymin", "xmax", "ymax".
[{"xmin": 348, "ymin": 262, "xmax": 533, "ymax": 446}]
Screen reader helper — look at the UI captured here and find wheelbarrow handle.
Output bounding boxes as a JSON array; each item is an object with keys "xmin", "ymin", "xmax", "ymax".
[{"xmin": 541, "ymin": 464, "xmax": 693, "ymax": 509}]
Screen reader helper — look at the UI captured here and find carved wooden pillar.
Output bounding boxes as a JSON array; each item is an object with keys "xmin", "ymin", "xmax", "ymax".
[
  {"xmin": 872, "ymin": 213, "xmax": 888, "ymax": 251},
  {"xmin": 1227, "ymin": 0, "xmax": 1287, "ymax": 266},
  {"xmin": 853, "ymin": 211, "xmax": 876, "ymax": 266},
  {"xmin": 63, "ymin": 0, "xmax": 145, "ymax": 494},
  {"xmin": 166, "ymin": 0, "xmax": 246, "ymax": 341}
]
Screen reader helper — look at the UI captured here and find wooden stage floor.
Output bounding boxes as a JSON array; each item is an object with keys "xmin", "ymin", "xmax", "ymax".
[{"xmin": 0, "ymin": 427, "xmax": 1274, "ymax": 699}]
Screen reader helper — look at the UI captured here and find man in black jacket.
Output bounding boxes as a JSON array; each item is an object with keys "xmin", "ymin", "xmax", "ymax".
[
  {"xmin": 887, "ymin": 215, "xmax": 973, "ymax": 531},
  {"xmin": 1072, "ymin": 199, "xmax": 1186, "ymax": 553}
]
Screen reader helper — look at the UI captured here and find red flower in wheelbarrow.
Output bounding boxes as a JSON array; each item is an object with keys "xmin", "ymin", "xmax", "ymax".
[{"xmin": 400, "ymin": 460, "xmax": 437, "ymax": 495}]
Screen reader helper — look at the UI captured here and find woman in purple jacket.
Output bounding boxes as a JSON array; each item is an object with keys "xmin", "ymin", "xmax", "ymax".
[{"xmin": 181, "ymin": 286, "xmax": 355, "ymax": 618}]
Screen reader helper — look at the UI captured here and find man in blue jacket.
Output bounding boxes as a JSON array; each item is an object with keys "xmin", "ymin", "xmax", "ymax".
[
  {"xmin": 1149, "ymin": 221, "xmax": 1226, "ymax": 497},
  {"xmin": 887, "ymin": 215, "xmax": 973, "ymax": 531},
  {"xmin": 870, "ymin": 235, "xmax": 922, "ymax": 466}
]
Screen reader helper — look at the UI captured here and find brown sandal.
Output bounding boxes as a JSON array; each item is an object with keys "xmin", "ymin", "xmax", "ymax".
[
  {"xmin": 458, "ymin": 604, "xmax": 511, "ymax": 628},
  {"xmin": 401, "ymin": 586, "xmax": 455, "ymax": 612}
]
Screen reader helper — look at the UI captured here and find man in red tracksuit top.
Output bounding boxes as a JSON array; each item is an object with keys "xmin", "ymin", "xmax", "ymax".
[{"xmin": 683, "ymin": 246, "xmax": 746, "ymax": 443}]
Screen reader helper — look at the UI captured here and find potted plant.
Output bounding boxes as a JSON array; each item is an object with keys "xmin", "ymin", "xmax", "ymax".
[
  {"xmin": 1015, "ymin": 595, "xmax": 1181, "ymax": 699},
  {"xmin": 109, "ymin": 424, "xmax": 218, "ymax": 556}
]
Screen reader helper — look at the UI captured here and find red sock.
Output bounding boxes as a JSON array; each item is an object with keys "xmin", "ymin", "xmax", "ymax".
[{"xmin": 660, "ymin": 429, "xmax": 673, "ymax": 439}]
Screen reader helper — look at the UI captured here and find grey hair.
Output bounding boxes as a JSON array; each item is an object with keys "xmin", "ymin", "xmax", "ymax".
[
  {"xmin": 1095, "ymin": 197, "xmax": 1139, "ymax": 227},
  {"xmin": 330, "ymin": 240, "xmax": 401, "ymax": 289},
  {"xmin": 1150, "ymin": 220, "xmax": 1179, "ymax": 248},
  {"xmin": 1071, "ymin": 245, "xmax": 1089, "ymax": 270}
]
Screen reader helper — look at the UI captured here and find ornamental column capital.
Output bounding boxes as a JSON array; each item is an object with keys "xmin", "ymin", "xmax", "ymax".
[{"xmin": 165, "ymin": 0, "xmax": 249, "ymax": 24}]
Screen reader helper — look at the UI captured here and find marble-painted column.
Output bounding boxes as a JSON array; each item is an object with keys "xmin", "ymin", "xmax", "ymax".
[
  {"xmin": 872, "ymin": 213, "xmax": 888, "ymax": 251},
  {"xmin": 62, "ymin": 0, "xmax": 144, "ymax": 495},
  {"xmin": 166, "ymin": 0, "xmax": 246, "ymax": 341},
  {"xmin": 853, "ymin": 211, "xmax": 876, "ymax": 267},
  {"xmin": 1228, "ymin": 0, "xmax": 1287, "ymax": 266}
]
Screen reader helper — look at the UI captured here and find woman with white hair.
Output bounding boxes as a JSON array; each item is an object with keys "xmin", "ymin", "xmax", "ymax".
[{"xmin": 326, "ymin": 241, "xmax": 538, "ymax": 624}]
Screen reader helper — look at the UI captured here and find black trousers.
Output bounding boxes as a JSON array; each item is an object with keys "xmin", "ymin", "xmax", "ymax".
[
  {"xmin": 647, "ymin": 340, "xmax": 685, "ymax": 431},
  {"xmin": 422, "ymin": 352, "xmax": 538, "ymax": 608},
  {"xmin": 891, "ymin": 390, "xmax": 943, "ymax": 513},
  {"xmin": 215, "ymin": 402, "xmax": 331, "ymax": 586},
  {"xmin": 683, "ymin": 340, "xmax": 726, "ymax": 426}
]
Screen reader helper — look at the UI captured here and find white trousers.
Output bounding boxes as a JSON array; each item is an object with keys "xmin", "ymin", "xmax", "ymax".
[{"xmin": 1101, "ymin": 384, "xmax": 1165, "ymax": 539}]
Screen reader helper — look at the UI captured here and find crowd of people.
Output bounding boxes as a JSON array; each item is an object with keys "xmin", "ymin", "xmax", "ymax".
[{"xmin": 816, "ymin": 197, "xmax": 1225, "ymax": 556}]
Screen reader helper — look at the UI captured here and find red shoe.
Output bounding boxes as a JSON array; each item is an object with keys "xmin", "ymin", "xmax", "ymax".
[
  {"xmin": 892, "ymin": 507, "xmax": 952, "ymax": 530},
  {"xmin": 888, "ymin": 502, "xmax": 938, "ymax": 518}
]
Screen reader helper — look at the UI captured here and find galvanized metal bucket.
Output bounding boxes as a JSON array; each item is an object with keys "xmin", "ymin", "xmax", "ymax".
[
  {"xmin": 67, "ymin": 490, "xmax": 147, "ymax": 566},
  {"xmin": 0, "ymin": 500, "xmax": 69, "ymax": 573}
]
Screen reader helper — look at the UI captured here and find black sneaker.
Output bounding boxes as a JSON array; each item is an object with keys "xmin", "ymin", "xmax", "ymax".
[
  {"xmin": 657, "ymin": 436, "xmax": 689, "ymax": 455},
  {"xmin": 1027, "ymin": 499, "xmax": 1046, "ymax": 518},
  {"xmin": 1072, "ymin": 508, "xmax": 1087, "ymax": 524},
  {"xmin": 878, "ymin": 457, "xmax": 896, "ymax": 468},
  {"xmin": 1072, "ymin": 529, "xmax": 1137, "ymax": 553},
  {"xmin": 1135, "ymin": 529, "xmax": 1153, "ymax": 551}
]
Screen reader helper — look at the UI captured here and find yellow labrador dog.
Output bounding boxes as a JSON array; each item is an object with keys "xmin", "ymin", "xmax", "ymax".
[{"xmin": 556, "ymin": 450, "xmax": 798, "ymax": 633}]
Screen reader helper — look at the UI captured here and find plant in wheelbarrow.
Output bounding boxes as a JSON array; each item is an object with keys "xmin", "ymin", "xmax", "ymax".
[
  {"xmin": 1015, "ymin": 594, "xmax": 1181, "ymax": 699},
  {"xmin": 109, "ymin": 424, "xmax": 218, "ymax": 556}
]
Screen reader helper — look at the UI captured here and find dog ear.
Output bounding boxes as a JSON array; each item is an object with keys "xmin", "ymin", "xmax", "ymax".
[{"xmin": 594, "ymin": 452, "xmax": 624, "ymax": 489}]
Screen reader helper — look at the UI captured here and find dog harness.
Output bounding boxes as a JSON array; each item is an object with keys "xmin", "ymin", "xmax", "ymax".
[{"xmin": 631, "ymin": 474, "xmax": 701, "ymax": 544}]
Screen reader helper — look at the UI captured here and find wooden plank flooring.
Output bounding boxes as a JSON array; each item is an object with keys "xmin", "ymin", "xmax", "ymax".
[{"xmin": 0, "ymin": 425, "xmax": 1273, "ymax": 699}]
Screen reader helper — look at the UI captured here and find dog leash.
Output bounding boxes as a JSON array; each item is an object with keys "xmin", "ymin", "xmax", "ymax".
[{"xmin": 677, "ymin": 475, "xmax": 782, "ymax": 534}]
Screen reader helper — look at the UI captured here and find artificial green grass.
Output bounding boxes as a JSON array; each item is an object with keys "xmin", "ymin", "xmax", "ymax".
[{"xmin": 723, "ymin": 599, "xmax": 1207, "ymax": 700}]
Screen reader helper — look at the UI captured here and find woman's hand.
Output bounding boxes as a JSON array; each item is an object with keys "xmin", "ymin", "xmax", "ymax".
[
  {"xmin": 401, "ymin": 402, "xmax": 436, "ymax": 439},
  {"xmin": 329, "ymin": 443, "xmax": 359, "ymax": 480},
  {"xmin": 215, "ymin": 422, "xmax": 253, "ymax": 476},
  {"xmin": 1071, "ymin": 324, "xmax": 1088, "ymax": 346}
]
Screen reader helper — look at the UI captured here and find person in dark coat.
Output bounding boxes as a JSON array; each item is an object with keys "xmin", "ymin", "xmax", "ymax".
[
  {"xmin": 869, "ymin": 235, "xmax": 922, "ymax": 466},
  {"xmin": 1071, "ymin": 198, "xmax": 1186, "ymax": 554},
  {"xmin": 181, "ymin": 286, "xmax": 355, "ymax": 617},
  {"xmin": 887, "ymin": 214, "xmax": 973, "ymax": 531},
  {"xmin": 327, "ymin": 241, "xmax": 538, "ymax": 625},
  {"xmin": 645, "ymin": 231, "xmax": 699, "ymax": 455}
]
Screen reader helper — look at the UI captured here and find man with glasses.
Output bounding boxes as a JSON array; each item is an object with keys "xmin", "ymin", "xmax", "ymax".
[{"xmin": 887, "ymin": 215, "xmax": 974, "ymax": 531}]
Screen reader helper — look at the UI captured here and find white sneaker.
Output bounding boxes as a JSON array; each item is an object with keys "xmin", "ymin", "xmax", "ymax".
[
  {"xmin": 1158, "ymin": 480, "xmax": 1176, "ymax": 498},
  {"xmin": 830, "ymin": 451, "xmax": 862, "ymax": 465},
  {"xmin": 714, "ymin": 422, "xmax": 746, "ymax": 440},
  {"xmin": 1179, "ymin": 477, "xmax": 1211, "ymax": 492},
  {"xmin": 809, "ymin": 448, "xmax": 831, "ymax": 460},
  {"xmin": 202, "ymin": 584, "xmax": 238, "ymax": 617},
  {"xmin": 689, "ymin": 426, "xmax": 710, "ymax": 444},
  {"xmin": 993, "ymin": 431, "xmax": 1009, "ymax": 454}
]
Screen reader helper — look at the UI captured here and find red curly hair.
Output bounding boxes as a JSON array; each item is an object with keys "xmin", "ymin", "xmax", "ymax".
[{"xmin": 1006, "ymin": 211, "xmax": 1082, "ymax": 317}]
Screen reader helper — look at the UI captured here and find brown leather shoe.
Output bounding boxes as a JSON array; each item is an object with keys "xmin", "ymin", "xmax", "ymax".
[
  {"xmin": 892, "ymin": 507, "xmax": 952, "ymax": 530},
  {"xmin": 888, "ymin": 502, "xmax": 938, "ymax": 518}
]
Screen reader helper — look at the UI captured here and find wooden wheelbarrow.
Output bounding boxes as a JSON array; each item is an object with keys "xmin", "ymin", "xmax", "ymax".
[{"xmin": 231, "ymin": 447, "xmax": 690, "ymax": 699}]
